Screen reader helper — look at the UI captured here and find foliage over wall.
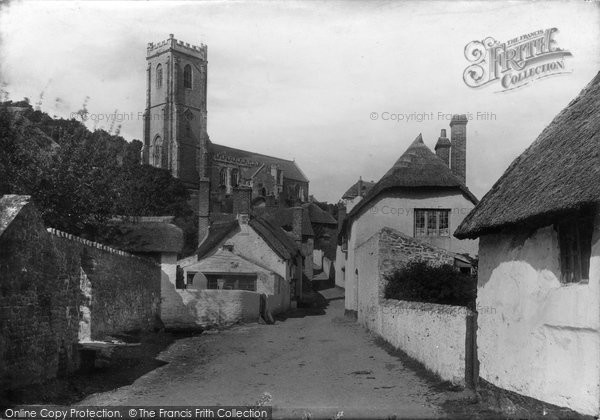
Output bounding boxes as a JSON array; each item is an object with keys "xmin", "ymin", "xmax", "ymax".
[
  {"xmin": 384, "ymin": 260, "xmax": 477, "ymax": 309},
  {"xmin": 0, "ymin": 101, "xmax": 197, "ymax": 255}
]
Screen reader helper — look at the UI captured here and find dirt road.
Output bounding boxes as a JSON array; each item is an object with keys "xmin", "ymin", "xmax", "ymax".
[{"xmin": 80, "ymin": 289, "xmax": 447, "ymax": 419}]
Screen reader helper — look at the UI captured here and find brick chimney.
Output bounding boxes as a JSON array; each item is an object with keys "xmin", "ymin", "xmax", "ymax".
[
  {"xmin": 357, "ymin": 177, "xmax": 363, "ymax": 197},
  {"xmin": 232, "ymin": 186, "xmax": 252, "ymax": 217},
  {"xmin": 291, "ymin": 207, "xmax": 303, "ymax": 246},
  {"xmin": 450, "ymin": 115, "xmax": 468, "ymax": 183},
  {"xmin": 434, "ymin": 129, "xmax": 451, "ymax": 166}
]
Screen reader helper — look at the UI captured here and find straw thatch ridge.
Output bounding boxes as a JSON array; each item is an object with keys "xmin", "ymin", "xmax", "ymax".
[
  {"xmin": 249, "ymin": 216, "xmax": 301, "ymax": 260},
  {"xmin": 455, "ymin": 72, "xmax": 600, "ymax": 239},
  {"xmin": 348, "ymin": 134, "xmax": 478, "ymax": 220}
]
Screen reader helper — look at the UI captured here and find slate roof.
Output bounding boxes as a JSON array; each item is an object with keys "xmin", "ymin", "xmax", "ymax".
[
  {"xmin": 197, "ymin": 218, "xmax": 239, "ymax": 259},
  {"xmin": 185, "ymin": 248, "xmax": 272, "ymax": 274},
  {"xmin": 252, "ymin": 206, "xmax": 314, "ymax": 236},
  {"xmin": 455, "ymin": 72, "xmax": 600, "ymax": 239},
  {"xmin": 210, "ymin": 143, "xmax": 309, "ymax": 183},
  {"xmin": 248, "ymin": 216, "xmax": 301, "ymax": 260},
  {"xmin": 196, "ymin": 214, "xmax": 301, "ymax": 261},
  {"xmin": 348, "ymin": 134, "xmax": 478, "ymax": 220},
  {"xmin": 303, "ymin": 203, "xmax": 337, "ymax": 225},
  {"xmin": 342, "ymin": 179, "xmax": 376, "ymax": 200}
]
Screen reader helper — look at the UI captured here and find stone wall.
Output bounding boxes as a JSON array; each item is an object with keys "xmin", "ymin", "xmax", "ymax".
[
  {"xmin": 0, "ymin": 203, "xmax": 82, "ymax": 389},
  {"xmin": 49, "ymin": 229, "xmax": 161, "ymax": 340},
  {"xmin": 161, "ymin": 287, "xmax": 260, "ymax": 329},
  {"xmin": 354, "ymin": 226, "xmax": 473, "ymax": 386},
  {"xmin": 0, "ymin": 197, "xmax": 161, "ymax": 390},
  {"xmin": 378, "ymin": 299, "xmax": 473, "ymax": 385},
  {"xmin": 378, "ymin": 227, "xmax": 455, "ymax": 277}
]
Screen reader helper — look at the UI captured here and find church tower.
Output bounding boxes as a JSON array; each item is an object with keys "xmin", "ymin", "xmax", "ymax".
[{"xmin": 142, "ymin": 34, "xmax": 211, "ymax": 241}]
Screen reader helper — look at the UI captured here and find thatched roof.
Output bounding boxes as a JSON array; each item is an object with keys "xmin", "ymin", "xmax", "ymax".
[
  {"xmin": 455, "ymin": 72, "xmax": 600, "ymax": 239},
  {"xmin": 103, "ymin": 221, "xmax": 184, "ymax": 254},
  {"xmin": 211, "ymin": 143, "xmax": 309, "ymax": 183},
  {"xmin": 342, "ymin": 179, "xmax": 376, "ymax": 199},
  {"xmin": 348, "ymin": 134, "xmax": 478, "ymax": 220}
]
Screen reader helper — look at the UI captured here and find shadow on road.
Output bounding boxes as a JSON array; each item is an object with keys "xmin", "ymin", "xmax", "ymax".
[{"xmin": 0, "ymin": 330, "xmax": 200, "ymax": 407}]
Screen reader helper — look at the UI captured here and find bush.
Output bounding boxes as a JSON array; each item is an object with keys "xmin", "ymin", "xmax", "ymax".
[{"xmin": 383, "ymin": 260, "xmax": 477, "ymax": 310}]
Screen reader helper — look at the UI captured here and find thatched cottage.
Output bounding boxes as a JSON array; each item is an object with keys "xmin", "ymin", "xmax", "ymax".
[
  {"xmin": 455, "ymin": 72, "xmax": 600, "ymax": 415},
  {"xmin": 340, "ymin": 119, "xmax": 479, "ymax": 317}
]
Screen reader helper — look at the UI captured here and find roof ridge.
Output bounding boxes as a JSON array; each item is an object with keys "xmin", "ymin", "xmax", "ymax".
[{"xmin": 212, "ymin": 142, "xmax": 295, "ymax": 163}]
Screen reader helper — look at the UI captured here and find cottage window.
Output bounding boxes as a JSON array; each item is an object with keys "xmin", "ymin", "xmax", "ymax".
[
  {"xmin": 557, "ymin": 211, "xmax": 594, "ymax": 283},
  {"xmin": 206, "ymin": 274, "xmax": 257, "ymax": 291},
  {"xmin": 183, "ymin": 64, "xmax": 192, "ymax": 89},
  {"xmin": 156, "ymin": 64, "xmax": 163, "ymax": 89},
  {"xmin": 414, "ymin": 209, "xmax": 450, "ymax": 237}
]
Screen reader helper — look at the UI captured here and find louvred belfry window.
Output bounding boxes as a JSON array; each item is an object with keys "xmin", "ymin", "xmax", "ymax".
[{"xmin": 183, "ymin": 64, "xmax": 192, "ymax": 89}]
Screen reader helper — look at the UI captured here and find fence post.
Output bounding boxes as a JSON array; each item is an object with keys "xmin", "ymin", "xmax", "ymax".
[{"xmin": 465, "ymin": 310, "xmax": 478, "ymax": 389}]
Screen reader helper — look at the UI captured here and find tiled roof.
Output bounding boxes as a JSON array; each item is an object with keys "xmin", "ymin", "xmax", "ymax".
[{"xmin": 211, "ymin": 143, "xmax": 309, "ymax": 183}]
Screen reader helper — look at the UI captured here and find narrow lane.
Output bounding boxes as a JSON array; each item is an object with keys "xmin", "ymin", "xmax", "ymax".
[{"xmin": 81, "ymin": 289, "xmax": 447, "ymax": 419}]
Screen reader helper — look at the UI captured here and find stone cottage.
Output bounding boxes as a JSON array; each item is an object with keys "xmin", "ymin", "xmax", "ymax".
[
  {"xmin": 455, "ymin": 72, "xmax": 600, "ymax": 416},
  {"xmin": 339, "ymin": 117, "xmax": 479, "ymax": 317},
  {"xmin": 165, "ymin": 187, "xmax": 303, "ymax": 329}
]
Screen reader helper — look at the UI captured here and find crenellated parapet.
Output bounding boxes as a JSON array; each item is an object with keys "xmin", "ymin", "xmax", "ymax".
[{"xmin": 147, "ymin": 34, "xmax": 207, "ymax": 59}]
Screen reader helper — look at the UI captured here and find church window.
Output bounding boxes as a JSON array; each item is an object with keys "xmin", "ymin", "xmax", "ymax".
[
  {"xmin": 156, "ymin": 64, "xmax": 163, "ymax": 89},
  {"xmin": 219, "ymin": 168, "xmax": 227, "ymax": 186},
  {"xmin": 152, "ymin": 136, "xmax": 163, "ymax": 167},
  {"xmin": 183, "ymin": 64, "xmax": 192, "ymax": 89},
  {"xmin": 231, "ymin": 168, "xmax": 239, "ymax": 187}
]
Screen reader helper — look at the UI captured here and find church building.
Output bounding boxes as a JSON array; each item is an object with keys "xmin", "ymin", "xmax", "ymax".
[{"xmin": 141, "ymin": 35, "xmax": 309, "ymax": 243}]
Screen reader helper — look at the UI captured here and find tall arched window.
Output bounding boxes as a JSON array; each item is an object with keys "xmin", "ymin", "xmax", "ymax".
[
  {"xmin": 152, "ymin": 136, "xmax": 163, "ymax": 167},
  {"xmin": 183, "ymin": 64, "xmax": 192, "ymax": 89},
  {"xmin": 231, "ymin": 168, "xmax": 239, "ymax": 187},
  {"xmin": 219, "ymin": 168, "xmax": 227, "ymax": 186},
  {"xmin": 156, "ymin": 64, "xmax": 163, "ymax": 89}
]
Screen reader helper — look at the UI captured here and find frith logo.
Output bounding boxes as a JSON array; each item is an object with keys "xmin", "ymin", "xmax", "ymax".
[{"xmin": 463, "ymin": 28, "xmax": 572, "ymax": 92}]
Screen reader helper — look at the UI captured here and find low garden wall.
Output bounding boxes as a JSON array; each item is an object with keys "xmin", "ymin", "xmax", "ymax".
[
  {"xmin": 377, "ymin": 299, "xmax": 474, "ymax": 386},
  {"xmin": 161, "ymin": 285, "xmax": 261, "ymax": 329}
]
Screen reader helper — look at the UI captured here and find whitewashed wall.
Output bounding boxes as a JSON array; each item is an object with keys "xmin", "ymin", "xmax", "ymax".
[
  {"xmin": 477, "ymin": 214, "xmax": 600, "ymax": 416},
  {"xmin": 353, "ymin": 228, "xmax": 473, "ymax": 385}
]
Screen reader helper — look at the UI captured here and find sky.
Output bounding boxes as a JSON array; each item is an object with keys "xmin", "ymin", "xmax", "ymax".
[{"xmin": 1, "ymin": 0, "xmax": 599, "ymax": 203}]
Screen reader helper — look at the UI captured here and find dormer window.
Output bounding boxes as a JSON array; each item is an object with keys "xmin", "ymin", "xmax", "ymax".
[
  {"xmin": 183, "ymin": 64, "xmax": 192, "ymax": 89},
  {"xmin": 556, "ymin": 209, "xmax": 594, "ymax": 284},
  {"xmin": 156, "ymin": 64, "xmax": 163, "ymax": 89}
]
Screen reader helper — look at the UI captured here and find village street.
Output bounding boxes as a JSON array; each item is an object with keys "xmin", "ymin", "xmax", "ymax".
[{"xmin": 79, "ymin": 289, "xmax": 448, "ymax": 419}]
